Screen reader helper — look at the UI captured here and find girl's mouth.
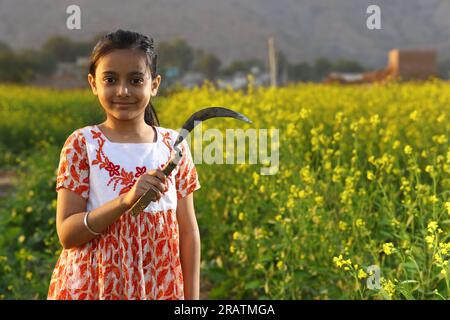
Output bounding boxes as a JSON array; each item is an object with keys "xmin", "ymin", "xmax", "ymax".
[{"xmin": 113, "ymin": 102, "xmax": 135, "ymax": 108}]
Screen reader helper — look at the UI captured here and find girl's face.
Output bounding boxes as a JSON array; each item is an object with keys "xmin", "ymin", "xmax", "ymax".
[{"xmin": 88, "ymin": 48, "xmax": 161, "ymax": 122}]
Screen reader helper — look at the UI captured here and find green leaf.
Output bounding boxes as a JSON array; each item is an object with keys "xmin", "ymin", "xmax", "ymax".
[
  {"xmin": 245, "ymin": 280, "xmax": 261, "ymax": 290},
  {"xmin": 397, "ymin": 286, "xmax": 415, "ymax": 300}
]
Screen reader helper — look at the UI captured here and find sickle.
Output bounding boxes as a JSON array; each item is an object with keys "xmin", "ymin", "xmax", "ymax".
[{"xmin": 130, "ymin": 107, "xmax": 252, "ymax": 216}]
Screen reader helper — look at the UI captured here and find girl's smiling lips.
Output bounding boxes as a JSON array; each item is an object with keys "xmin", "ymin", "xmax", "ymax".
[{"xmin": 113, "ymin": 102, "xmax": 136, "ymax": 108}]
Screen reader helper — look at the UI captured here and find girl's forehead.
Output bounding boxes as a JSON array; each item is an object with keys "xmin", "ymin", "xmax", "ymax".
[{"xmin": 97, "ymin": 49, "xmax": 149, "ymax": 74}]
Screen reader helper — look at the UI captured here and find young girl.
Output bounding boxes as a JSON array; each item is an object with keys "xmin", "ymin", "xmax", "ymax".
[{"xmin": 47, "ymin": 29, "xmax": 201, "ymax": 300}]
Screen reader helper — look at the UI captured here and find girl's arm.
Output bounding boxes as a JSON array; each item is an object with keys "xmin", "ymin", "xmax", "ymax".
[
  {"xmin": 57, "ymin": 168, "xmax": 166, "ymax": 250},
  {"xmin": 176, "ymin": 192, "xmax": 201, "ymax": 300},
  {"xmin": 56, "ymin": 188, "xmax": 130, "ymax": 249}
]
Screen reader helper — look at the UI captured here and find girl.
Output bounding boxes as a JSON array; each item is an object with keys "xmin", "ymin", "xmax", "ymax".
[{"xmin": 47, "ymin": 29, "xmax": 201, "ymax": 300}]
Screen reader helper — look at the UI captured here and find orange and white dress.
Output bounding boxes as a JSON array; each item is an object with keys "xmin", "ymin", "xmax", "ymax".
[{"xmin": 47, "ymin": 124, "xmax": 201, "ymax": 300}]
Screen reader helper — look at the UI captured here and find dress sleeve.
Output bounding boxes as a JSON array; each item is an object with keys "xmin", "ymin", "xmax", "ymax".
[
  {"xmin": 175, "ymin": 139, "xmax": 201, "ymax": 199},
  {"xmin": 55, "ymin": 129, "xmax": 90, "ymax": 200}
]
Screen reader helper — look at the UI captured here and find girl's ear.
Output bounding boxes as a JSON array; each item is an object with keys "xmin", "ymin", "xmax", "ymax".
[
  {"xmin": 88, "ymin": 73, "xmax": 98, "ymax": 95},
  {"xmin": 150, "ymin": 74, "xmax": 161, "ymax": 97}
]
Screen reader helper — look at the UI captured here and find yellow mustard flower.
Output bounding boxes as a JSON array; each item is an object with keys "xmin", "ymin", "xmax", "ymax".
[
  {"xmin": 404, "ymin": 145, "xmax": 413, "ymax": 155},
  {"xmin": 425, "ymin": 234, "xmax": 435, "ymax": 249},
  {"xmin": 315, "ymin": 196, "xmax": 324, "ymax": 206},
  {"xmin": 392, "ymin": 140, "xmax": 400, "ymax": 150},
  {"xmin": 276, "ymin": 261, "xmax": 284, "ymax": 270},
  {"xmin": 355, "ymin": 219, "xmax": 365, "ymax": 228},
  {"xmin": 333, "ymin": 255, "xmax": 344, "ymax": 268},
  {"xmin": 432, "ymin": 135, "xmax": 447, "ymax": 145},
  {"xmin": 427, "ymin": 221, "xmax": 438, "ymax": 233},
  {"xmin": 382, "ymin": 279, "xmax": 396, "ymax": 298},
  {"xmin": 358, "ymin": 269, "xmax": 368, "ymax": 279},
  {"xmin": 444, "ymin": 202, "xmax": 450, "ymax": 215},
  {"xmin": 382, "ymin": 242, "xmax": 395, "ymax": 255}
]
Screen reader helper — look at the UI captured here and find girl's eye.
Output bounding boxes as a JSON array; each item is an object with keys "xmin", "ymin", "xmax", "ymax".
[
  {"xmin": 102, "ymin": 77, "xmax": 143, "ymax": 85},
  {"xmin": 103, "ymin": 77, "xmax": 115, "ymax": 84},
  {"xmin": 131, "ymin": 78, "xmax": 144, "ymax": 85}
]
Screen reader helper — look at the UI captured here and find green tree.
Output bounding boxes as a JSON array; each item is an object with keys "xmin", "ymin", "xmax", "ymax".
[
  {"xmin": 0, "ymin": 48, "xmax": 58, "ymax": 83},
  {"xmin": 195, "ymin": 52, "xmax": 221, "ymax": 80},
  {"xmin": 277, "ymin": 50, "xmax": 289, "ymax": 85},
  {"xmin": 314, "ymin": 57, "xmax": 333, "ymax": 81},
  {"xmin": 0, "ymin": 41, "xmax": 12, "ymax": 54},
  {"xmin": 438, "ymin": 58, "xmax": 450, "ymax": 79},
  {"xmin": 222, "ymin": 59, "xmax": 265, "ymax": 76},
  {"xmin": 0, "ymin": 52, "xmax": 31, "ymax": 83},
  {"xmin": 42, "ymin": 36, "xmax": 92, "ymax": 62},
  {"xmin": 42, "ymin": 36, "xmax": 75, "ymax": 62},
  {"xmin": 333, "ymin": 59, "xmax": 365, "ymax": 73},
  {"xmin": 288, "ymin": 62, "xmax": 313, "ymax": 82},
  {"xmin": 18, "ymin": 49, "xmax": 57, "ymax": 76},
  {"xmin": 157, "ymin": 38, "xmax": 194, "ymax": 76}
]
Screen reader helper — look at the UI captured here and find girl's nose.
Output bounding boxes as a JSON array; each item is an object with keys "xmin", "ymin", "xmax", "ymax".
[{"xmin": 117, "ymin": 85, "xmax": 130, "ymax": 97}]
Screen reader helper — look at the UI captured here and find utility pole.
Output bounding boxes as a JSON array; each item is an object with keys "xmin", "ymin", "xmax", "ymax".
[{"xmin": 268, "ymin": 36, "xmax": 277, "ymax": 87}]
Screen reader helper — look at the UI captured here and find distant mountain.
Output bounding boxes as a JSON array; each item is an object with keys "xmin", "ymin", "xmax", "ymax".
[{"xmin": 1, "ymin": 0, "xmax": 450, "ymax": 67}]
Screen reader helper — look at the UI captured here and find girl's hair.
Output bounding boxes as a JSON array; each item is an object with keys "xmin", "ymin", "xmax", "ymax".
[{"xmin": 88, "ymin": 29, "xmax": 160, "ymax": 126}]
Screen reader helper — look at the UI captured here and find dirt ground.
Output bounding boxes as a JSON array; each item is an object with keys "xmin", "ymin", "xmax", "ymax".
[{"xmin": 0, "ymin": 169, "xmax": 17, "ymax": 199}]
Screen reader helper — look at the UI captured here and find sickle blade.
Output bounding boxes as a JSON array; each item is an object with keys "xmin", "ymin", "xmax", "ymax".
[
  {"xmin": 130, "ymin": 106, "xmax": 252, "ymax": 217},
  {"xmin": 173, "ymin": 107, "xmax": 252, "ymax": 147}
]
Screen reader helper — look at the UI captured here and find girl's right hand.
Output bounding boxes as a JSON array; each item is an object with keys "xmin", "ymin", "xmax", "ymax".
[{"xmin": 123, "ymin": 169, "xmax": 168, "ymax": 209}]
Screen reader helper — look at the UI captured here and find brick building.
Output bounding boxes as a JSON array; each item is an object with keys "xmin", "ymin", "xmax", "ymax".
[{"xmin": 324, "ymin": 49, "xmax": 437, "ymax": 84}]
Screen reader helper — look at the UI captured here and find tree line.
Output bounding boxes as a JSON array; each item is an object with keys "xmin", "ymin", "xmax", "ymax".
[{"xmin": 4, "ymin": 34, "xmax": 448, "ymax": 86}]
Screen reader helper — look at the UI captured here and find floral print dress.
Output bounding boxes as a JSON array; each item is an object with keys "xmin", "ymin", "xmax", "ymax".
[{"xmin": 47, "ymin": 124, "xmax": 201, "ymax": 300}]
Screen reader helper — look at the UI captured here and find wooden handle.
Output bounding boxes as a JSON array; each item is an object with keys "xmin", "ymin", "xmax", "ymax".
[{"xmin": 130, "ymin": 148, "xmax": 182, "ymax": 216}]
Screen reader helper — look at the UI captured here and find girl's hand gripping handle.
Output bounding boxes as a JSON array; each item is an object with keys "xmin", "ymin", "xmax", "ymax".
[{"xmin": 130, "ymin": 147, "xmax": 183, "ymax": 217}]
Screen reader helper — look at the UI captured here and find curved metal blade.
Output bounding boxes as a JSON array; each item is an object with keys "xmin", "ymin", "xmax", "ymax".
[
  {"xmin": 130, "ymin": 106, "xmax": 252, "ymax": 217},
  {"xmin": 173, "ymin": 107, "xmax": 252, "ymax": 148}
]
